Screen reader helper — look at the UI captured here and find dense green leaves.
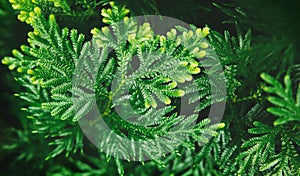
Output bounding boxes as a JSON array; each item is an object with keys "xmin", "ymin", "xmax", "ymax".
[
  {"xmin": 237, "ymin": 120, "xmax": 300, "ymax": 175},
  {"xmin": 1, "ymin": 0, "xmax": 299, "ymax": 176},
  {"xmin": 235, "ymin": 74, "xmax": 300, "ymax": 175},
  {"xmin": 1, "ymin": 2, "xmax": 229, "ymax": 175}
]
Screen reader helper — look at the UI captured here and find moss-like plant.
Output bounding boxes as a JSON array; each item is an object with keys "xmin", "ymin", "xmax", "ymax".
[{"xmin": 1, "ymin": 0, "xmax": 299, "ymax": 175}]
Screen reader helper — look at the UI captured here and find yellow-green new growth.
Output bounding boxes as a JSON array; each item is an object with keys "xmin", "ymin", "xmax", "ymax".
[{"xmin": 101, "ymin": 2, "xmax": 130, "ymax": 24}]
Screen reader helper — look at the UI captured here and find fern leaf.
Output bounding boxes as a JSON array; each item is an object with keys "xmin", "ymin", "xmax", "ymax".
[{"xmin": 261, "ymin": 73, "xmax": 300, "ymax": 125}]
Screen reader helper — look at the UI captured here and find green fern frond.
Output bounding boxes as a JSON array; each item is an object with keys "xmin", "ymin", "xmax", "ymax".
[
  {"xmin": 237, "ymin": 121, "xmax": 278, "ymax": 175},
  {"xmin": 1, "ymin": 2, "xmax": 271, "ymax": 175},
  {"xmin": 8, "ymin": 0, "xmax": 108, "ymax": 29},
  {"xmin": 159, "ymin": 130, "xmax": 237, "ymax": 176},
  {"xmin": 15, "ymin": 76, "xmax": 84, "ymax": 159},
  {"xmin": 238, "ymin": 120, "xmax": 300, "ymax": 175},
  {"xmin": 261, "ymin": 73, "xmax": 300, "ymax": 125}
]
